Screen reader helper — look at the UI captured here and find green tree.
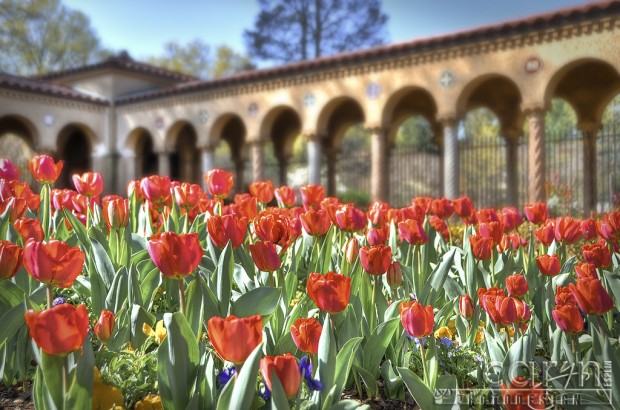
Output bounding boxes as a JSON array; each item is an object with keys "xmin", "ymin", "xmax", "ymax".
[
  {"xmin": 148, "ymin": 40, "xmax": 253, "ymax": 79},
  {"xmin": 244, "ymin": 0, "xmax": 389, "ymax": 64},
  {"xmin": 0, "ymin": 0, "xmax": 106, "ymax": 75}
]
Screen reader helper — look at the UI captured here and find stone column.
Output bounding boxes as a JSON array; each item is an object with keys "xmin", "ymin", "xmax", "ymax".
[
  {"xmin": 504, "ymin": 130, "xmax": 520, "ymax": 207},
  {"xmin": 441, "ymin": 118, "xmax": 459, "ymax": 199},
  {"xmin": 370, "ymin": 127, "xmax": 388, "ymax": 201},
  {"xmin": 526, "ymin": 109, "xmax": 546, "ymax": 204},
  {"xmin": 200, "ymin": 145, "xmax": 215, "ymax": 190},
  {"xmin": 579, "ymin": 122, "xmax": 599, "ymax": 216},
  {"xmin": 278, "ymin": 156, "xmax": 289, "ymax": 186},
  {"xmin": 307, "ymin": 134, "xmax": 322, "ymax": 185},
  {"xmin": 157, "ymin": 151, "xmax": 170, "ymax": 177},
  {"xmin": 250, "ymin": 141, "xmax": 265, "ymax": 182}
]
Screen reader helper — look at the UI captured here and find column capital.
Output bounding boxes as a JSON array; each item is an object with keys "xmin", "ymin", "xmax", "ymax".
[
  {"xmin": 247, "ymin": 138, "xmax": 266, "ymax": 147},
  {"xmin": 522, "ymin": 104, "xmax": 546, "ymax": 117},
  {"xmin": 437, "ymin": 115, "xmax": 458, "ymax": 127},
  {"xmin": 365, "ymin": 126, "xmax": 387, "ymax": 135},
  {"xmin": 199, "ymin": 143, "xmax": 217, "ymax": 152},
  {"xmin": 502, "ymin": 127, "xmax": 522, "ymax": 141},
  {"xmin": 577, "ymin": 121, "xmax": 600, "ymax": 134},
  {"xmin": 303, "ymin": 131, "xmax": 324, "ymax": 142}
]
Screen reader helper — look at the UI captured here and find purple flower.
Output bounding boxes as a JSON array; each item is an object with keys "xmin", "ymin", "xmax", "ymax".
[
  {"xmin": 217, "ymin": 365, "xmax": 236, "ymax": 388},
  {"xmin": 299, "ymin": 355, "xmax": 323, "ymax": 392},
  {"xmin": 440, "ymin": 336, "xmax": 453, "ymax": 349},
  {"xmin": 52, "ymin": 297, "xmax": 66, "ymax": 306},
  {"xmin": 259, "ymin": 383, "xmax": 271, "ymax": 401}
]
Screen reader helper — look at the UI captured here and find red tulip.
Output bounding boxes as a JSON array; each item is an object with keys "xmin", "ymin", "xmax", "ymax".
[
  {"xmin": 398, "ymin": 219, "xmax": 429, "ymax": 245},
  {"xmin": 0, "ymin": 159, "xmax": 20, "ymax": 181},
  {"xmin": 429, "ymin": 215, "xmax": 450, "ymax": 242},
  {"xmin": 580, "ymin": 218, "xmax": 597, "ymax": 241},
  {"xmin": 300, "ymin": 184, "xmax": 325, "ymax": 211},
  {"xmin": 569, "ymin": 278, "xmax": 614, "ymax": 315},
  {"xmin": 412, "ymin": 197, "xmax": 432, "ymax": 214},
  {"xmin": 307, "ymin": 271, "xmax": 351, "ymax": 314},
  {"xmin": 476, "ymin": 208, "xmax": 500, "ymax": 223},
  {"xmin": 597, "ymin": 211, "xmax": 620, "ymax": 242},
  {"xmin": 430, "ymin": 197, "xmax": 453, "ymax": 219},
  {"xmin": 24, "ymin": 304, "xmax": 89, "ymax": 356},
  {"xmin": 290, "ymin": 317, "xmax": 322, "ymax": 354},
  {"xmin": 254, "ymin": 211, "xmax": 293, "ymax": 250},
  {"xmin": 555, "ymin": 285, "xmax": 577, "ymax": 306},
  {"xmin": 275, "ymin": 186, "xmax": 296, "ymax": 207},
  {"xmin": 205, "ymin": 169, "xmax": 234, "ymax": 199},
  {"xmin": 0, "ymin": 197, "xmax": 27, "ymax": 222},
  {"xmin": 249, "ymin": 241, "xmax": 281, "ymax": 272},
  {"xmin": 335, "ymin": 204, "xmax": 366, "ymax": 232},
  {"xmin": 207, "ymin": 214, "xmax": 248, "ymax": 249},
  {"xmin": 300, "ymin": 209, "xmax": 331, "ymax": 236},
  {"xmin": 0, "ymin": 240, "xmax": 23, "ymax": 279},
  {"xmin": 524, "ymin": 202, "xmax": 547, "ymax": 224},
  {"xmin": 345, "ymin": 237, "xmax": 359, "ymax": 264},
  {"xmin": 359, "ymin": 244, "xmax": 392, "ymax": 275},
  {"xmin": 207, "ymin": 314, "xmax": 262, "ymax": 364},
  {"xmin": 500, "ymin": 376, "xmax": 546, "ymax": 410},
  {"xmin": 173, "ymin": 183, "xmax": 203, "ymax": 211},
  {"xmin": 552, "ymin": 304, "xmax": 584, "ymax": 334},
  {"xmin": 514, "ymin": 299, "xmax": 531, "ymax": 322},
  {"xmin": 400, "ymin": 300, "xmax": 434, "ymax": 338},
  {"xmin": 554, "ymin": 217, "xmax": 582, "ymax": 244},
  {"xmin": 500, "ymin": 207, "xmax": 523, "ymax": 232},
  {"xmin": 260, "ymin": 354, "xmax": 301, "ymax": 398},
  {"xmin": 386, "ymin": 261, "xmax": 402, "ymax": 289},
  {"xmin": 458, "ymin": 295, "xmax": 474, "ymax": 320},
  {"xmin": 478, "ymin": 286, "xmax": 506, "ymax": 308},
  {"xmin": 140, "ymin": 175, "xmax": 171, "ymax": 206},
  {"xmin": 582, "ymin": 241, "xmax": 611, "ymax": 268},
  {"xmin": 29, "ymin": 155, "xmax": 63, "ymax": 184},
  {"xmin": 366, "ymin": 226, "xmax": 389, "ymax": 246},
  {"xmin": 534, "ymin": 221, "xmax": 555, "ymax": 246},
  {"xmin": 249, "ymin": 180, "xmax": 275, "ymax": 204},
  {"xmin": 498, "ymin": 233, "xmax": 525, "ymax": 253},
  {"xmin": 575, "ymin": 262, "xmax": 598, "ymax": 280},
  {"xmin": 478, "ymin": 221, "xmax": 503, "ymax": 245},
  {"xmin": 536, "ymin": 254, "xmax": 561, "ymax": 277},
  {"xmin": 14, "ymin": 218, "xmax": 44, "ymax": 243},
  {"xmin": 147, "ymin": 232, "xmax": 202, "ymax": 278},
  {"xmin": 72, "ymin": 172, "xmax": 104, "ymax": 197},
  {"xmin": 470, "ymin": 234, "xmax": 492, "ymax": 260},
  {"xmin": 23, "ymin": 239, "xmax": 85, "ymax": 288},
  {"xmin": 94, "ymin": 310, "xmax": 115, "ymax": 343},
  {"xmin": 452, "ymin": 196, "xmax": 475, "ymax": 220},
  {"xmin": 483, "ymin": 294, "xmax": 517, "ymax": 326},
  {"xmin": 320, "ymin": 197, "xmax": 340, "ymax": 224},
  {"xmin": 506, "ymin": 274, "xmax": 528, "ymax": 297},
  {"xmin": 367, "ymin": 200, "xmax": 390, "ymax": 228},
  {"xmin": 102, "ymin": 195, "xmax": 129, "ymax": 230}
]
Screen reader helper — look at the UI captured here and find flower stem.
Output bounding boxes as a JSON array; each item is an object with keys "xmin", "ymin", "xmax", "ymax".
[
  {"xmin": 419, "ymin": 341, "xmax": 428, "ymax": 384},
  {"xmin": 178, "ymin": 277, "xmax": 186, "ymax": 316},
  {"xmin": 370, "ymin": 275, "xmax": 377, "ymax": 332},
  {"xmin": 46, "ymin": 286, "xmax": 53, "ymax": 309}
]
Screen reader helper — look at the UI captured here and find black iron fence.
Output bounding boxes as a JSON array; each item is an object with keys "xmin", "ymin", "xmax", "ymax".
[{"xmin": 389, "ymin": 145, "xmax": 441, "ymax": 207}]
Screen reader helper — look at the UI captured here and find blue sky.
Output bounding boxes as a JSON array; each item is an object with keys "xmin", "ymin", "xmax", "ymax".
[{"xmin": 63, "ymin": 0, "xmax": 597, "ymax": 63}]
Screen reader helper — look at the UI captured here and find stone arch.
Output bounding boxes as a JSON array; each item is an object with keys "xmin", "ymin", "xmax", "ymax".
[
  {"xmin": 0, "ymin": 114, "xmax": 39, "ymax": 185},
  {"xmin": 126, "ymin": 127, "xmax": 158, "ymax": 178},
  {"xmin": 316, "ymin": 96, "xmax": 366, "ymax": 143},
  {"xmin": 259, "ymin": 105, "xmax": 302, "ymax": 185},
  {"xmin": 209, "ymin": 113, "xmax": 248, "ymax": 193},
  {"xmin": 56, "ymin": 123, "xmax": 96, "ymax": 189},
  {"xmin": 165, "ymin": 120, "xmax": 200, "ymax": 183},
  {"xmin": 381, "ymin": 86, "xmax": 439, "ymax": 141}
]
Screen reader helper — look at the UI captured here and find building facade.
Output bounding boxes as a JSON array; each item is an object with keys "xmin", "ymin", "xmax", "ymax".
[{"xmin": 1, "ymin": 1, "xmax": 620, "ymax": 213}]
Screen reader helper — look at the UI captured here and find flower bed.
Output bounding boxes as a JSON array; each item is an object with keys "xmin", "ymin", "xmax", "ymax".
[{"xmin": 0, "ymin": 156, "xmax": 619, "ymax": 409}]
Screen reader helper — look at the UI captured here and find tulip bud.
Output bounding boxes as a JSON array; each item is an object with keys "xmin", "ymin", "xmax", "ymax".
[
  {"xmin": 345, "ymin": 237, "xmax": 359, "ymax": 264},
  {"xmin": 386, "ymin": 261, "xmax": 403, "ymax": 289},
  {"xmin": 94, "ymin": 310, "xmax": 115, "ymax": 344},
  {"xmin": 459, "ymin": 294, "xmax": 474, "ymax": 320}
]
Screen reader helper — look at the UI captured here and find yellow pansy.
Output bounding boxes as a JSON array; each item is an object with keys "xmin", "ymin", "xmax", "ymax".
[
  {"xmin": 92, "ymin": 367, "xmax": 124, "ymax": 410},
  {"xmin": 134, "ymin": 394, "xmax": 163, "ymax": 410},
  {"xmin": 143, "ymin": 320, "xmax": 167, "ymax": 344},
  {"xmin": 434, "ymin": 326, "xmax": 454, "ymax": 339}
]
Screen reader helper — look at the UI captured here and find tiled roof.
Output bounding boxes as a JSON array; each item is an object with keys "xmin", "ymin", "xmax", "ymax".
[
  {"xmin": 33, "ymin": 51, "xmax": 198, "ymax": 83},
  {"xmin": 115, "ymin": 0, "xmax": 620, "ymax": 105},
  {"xmin": 0, "ymin": 72, "xmax": 108, "ymax": 105}
]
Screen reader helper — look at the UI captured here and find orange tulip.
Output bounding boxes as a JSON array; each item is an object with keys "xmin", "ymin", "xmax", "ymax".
[
  {"xmin": 307, "ymin": 271, "xmax": 351, "ymax": 314},
  {"xmin": 484, "ymin": 294, "xmax": 518, "ymax": 326},
  {"xmin": 533, "ymin": 221, "xmax": 555, "ymax": 246},
  {"xmin": 524, "ymin": 202, "xmax": 547, "ymax": 224},
  {"xmin": 207, "ymin": 314, "xmax": 262, "ymax": 364},
  {"xmin": 555, "ymin": 285, "xmax": 577, "ymax": 306},
  {"xmin": 300, "ymin": 184, "xmax": 325, "ymax": 211},
  {"xmin": 552, "ymin": 304, "xmax": 583, "ymax": 334},
  {"xmin": 140, "ymin": 175, "xmax": 171, "ymax": 206},
  {"xmin": 429, "ymin": 215, "xmax": 450, "ymax": 242},
  {"xmin": 230, "ymin": 195, "xmax": 258, "ymax": 219},
  {"xmin": 505, "ymin": 274, "xmax": 528, "ymax": 297},
  {"xmin": 127, "ymin": 179, "xmax": 145, "ymax": 201},
  {"xmin": 94, "ymin": 310, "xmax": 115, "ymax": 343},
  {"xmin": 345, "ymin": 237, "xmax": 359, "ymax": 264},
  {"xmin": 536, "ymin": 254, "xmax": 560, "ymax": 277},
  {"xmin": 260, "ymin": 354, "xmax": 301, "ymax": 398},
  {"xmin": 335, "ymin": 204, "xmax": 366, "ymax": 232},
  {"xmin": 582, "ymin": 241, "xmax": 611, "ymax": 268},
  {"xmin": 458, "ymin": 295, "xmax": 474, "ymax": 320},
  {"xmin": 14, "ymin": 217, "xmax": 44, "ymax": 243},
  {"xmin": 254, "ymin": 211, "xmax": 293, "ymax": 249},
  {"xmin": 430, "ymin": 197, "xmax": 453, "ymax": 219},
  {"xmin": 554, "ymin": 217, "xmax": 582, "ymax": 244},
  {"xmin": 29, "ymin": 155, "xmax": 63, "ymax": 184},
  {"xmin": 23, "ymin": 239, "xmax": 85, "ymax": 288},
  {"xmin": 386, "ymin": 261, "xmax": 403, "ymax": 289},
  {"xmin": 0, "ymin": 158, "xmax": 20, "ymax": 181},
  {"xmin": 0, "ymin": 240, "xmax": 23, "ymax": 280},
  {"xmin": 290, "ymin": 317, "xmax": 322, "ymax": 354},
  {"xmin": 72, "ymin": 172, "xmax": 104, "ymax": 197},
  {"xmin": 412, "ymin": 197, "xmax": 432, "ymax": 214},
  {"xmin": 0, "ymin": 197, "xmax": 27, "ymax": 222},
  {"xmin": 514, "ymin": 299, "xmax": 531, "ymax": 322},
  {"xmin": 249, "ymin": 241, "xmax": 281, "ymax": 272},
  {"xmin": 147, "ymin": 232, "xmax": 202, "ymax": 278},
  {"xmin": 470, "ymin": 234, "xmax": 493, "ymax": 260},
  {"xmin": 500, "ymin": 376, "xmax": 546, "ymax": 410},
  {"xmin": 101, "ymin": 195, "xmax": 129, "ymax": 230},
  {"xmin": 359, "ymin": 244, "xmax": 392, "ymax": 275},
  {"xmin": 320, "ymin": 197, "xmax": 340, "ymax": 224},
  {"xmin": 452, "ymin": 196, "xmax": 475, "ymax": 220},
  {"xmin": 476, "ymin": 208, "xmax": 500, "ymax": 223},
  {"xmin": 400, "ymin": 300, "xmax": 434, "ymax": 338},
  {"xmin": 398, "ymin": 219, "xmax": 429, "ymax": 245},
  {"xmin": 275, "ymin": 186, "xmax": 296, "ymax": 207},
  {"xmin": 478, "ymin": 221, "xmax": 504, "ymax": 245},
  {"xmin": 569, "ymin": 278, "xmax": 614, "ymax": 315},
  {"xmin": 249, "ymin": 180, "xmax": 275, "ymax": 204},
  {"xmin": 205, "ymin": 169, "xmax": 234, "ymax": 199},
  {"xmin": 300, "ymin": 209, "xmax": 331, "ymax": 236},
  {"xmin": 207, "ymin": 214, "xmax": 248, "ymax": 249},
  {"xmin": 173, "ymin": 183, "xmax": 203, "ymax": 211},
  {"xmin": 575, "ymin": 262, "xmax": 598, "ymax": 280},
  {"xmin": 24, "ymin": 303, "xmax": 89, "ymax": 356},
  {"xmin": 367, "ymin": 200, "xmax": 390, "ymax": 228}
]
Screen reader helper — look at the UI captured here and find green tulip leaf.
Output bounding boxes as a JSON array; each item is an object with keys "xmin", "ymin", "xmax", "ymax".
[
  {"xmin": 316, "ymin": 314, "xmax": 336, "ymax": 407},
  {"xmin": 325, "ymin": 400, "xmax": 370, "ymax": 410},
  {"xmin": 66, "ymin": 335, "xmax": 94, "ymax": 410},
  {"xmin": 231, "ymin": 286, "xmax": 281, "ymax": 318},
  {"xmin": 268, "ymin": 371, "xmax": 291, "ymax": 410},
  {"xmin": 354, "ymin": 364, "xmax": 379, "ymax": 398},
  {"xmin": 332, "ymin": 337, "xmax": 363, "ymax": 402},
  {"xmin": 397, "ymin": 366, "xmax": 436, "ymax": 410},
  {"xmin": 362, "ymin": 317, "xmax": 400, "ymax": 379},
  {"xmin": 215, "ymin": 376, "xmax": 234, "ymax": 410},
  {"xmin": 216, "ymin": 241, "xmax": 234, "ymax": 316},
  {"xmin": 230, "ymin": 342, "xmax": 264, "ymax": 410}
]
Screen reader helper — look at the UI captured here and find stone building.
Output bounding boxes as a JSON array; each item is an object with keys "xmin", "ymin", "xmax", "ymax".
[{"xmin": 1, "ymin": 0, "xmax": 620, "ymax": 213}]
